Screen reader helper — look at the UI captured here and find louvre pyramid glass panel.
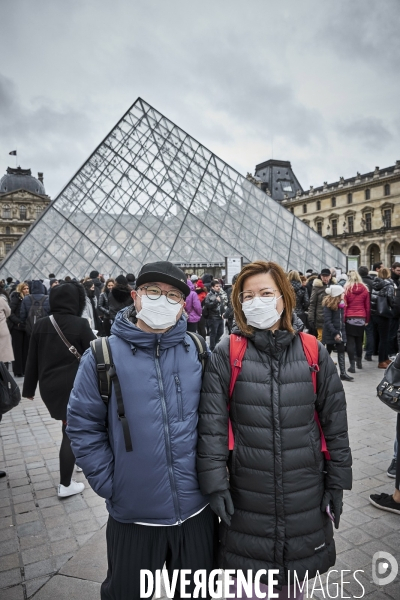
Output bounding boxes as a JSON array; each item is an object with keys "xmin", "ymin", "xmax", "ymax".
[{"xmin": 0, "ymin": 98, "xmax": 345, "ymax": 279}]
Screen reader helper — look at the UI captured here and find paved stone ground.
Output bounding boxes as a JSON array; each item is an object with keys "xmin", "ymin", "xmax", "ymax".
[{"xmin": 0, "ymin": 359, "xmax": 399, "ymax": 599}]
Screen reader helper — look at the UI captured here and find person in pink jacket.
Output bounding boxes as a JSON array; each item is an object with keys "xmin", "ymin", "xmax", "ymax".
[
  {"xmin": 344, "ymin": 270, "xmax": 370, "ymax": 373},
  {"xmin": 185, "ymin": 279, "xmax": 202, "ymax": 333}
]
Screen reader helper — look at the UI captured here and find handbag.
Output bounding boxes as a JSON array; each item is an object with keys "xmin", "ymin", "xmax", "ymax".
[
  {"xmin": 377, "ymin": 358, "xmax": 400, "ymax": 412},
  {"xmin": 49, "ymin": 315, "xmax": 81, "ymax": 361},
  {"xmin": 376, "ymin": 294, "xmax": 392, "ymax": 318}
]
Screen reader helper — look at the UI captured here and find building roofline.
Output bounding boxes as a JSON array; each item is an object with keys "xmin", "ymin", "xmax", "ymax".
[{"xmin": 255, "ymin": 159, "xmax": 292, "ymax": 171}]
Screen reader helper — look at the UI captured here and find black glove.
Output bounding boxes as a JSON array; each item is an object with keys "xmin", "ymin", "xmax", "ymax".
[
  {"xmin": 209, "ymin": 490, "xmax": 234, "ymax": 526},
  {"xmin": 321, "ymin": 489, "xmax": 343, "ymax": 529}
]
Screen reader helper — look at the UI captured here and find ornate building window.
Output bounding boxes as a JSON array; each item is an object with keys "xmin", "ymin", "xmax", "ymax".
[
  {"xmin": 365, "ymin": 188, "xmax": 370, "ymax": 200},
  {"xmin": 365, "ymin": 212, "xmax": 372, "ymax": 232},
  {"xmin": 303, "ymin": 203, "xmax": 307, "ymax": 214},
  {"xmin": 2, "ymin": 205, "xmax": 11, "ymax": 219},
  {"xmin": 5, "ymin": 227, "xmax": 10, "ymax": 235},
  {"xmin": 348, "ymin": 215, "xmax": 354, "ymax": 233},
  {"xmin": 331, "ymin": 219, "xmax": 337, "ymax": 236},
  {"xmin": 347, "ymin": 193, "xmax": 353, "ymax": 204},
  {"xmin": 5, "ymin": 242, "xmax": 12, "ymax": 253},
  {"xmin": 36, "ymin": 206, "xmax": 42, "ymax": 218},
  {"xmin": 19, "ymin": 205, "xmax": 27, "ymax": 220},
  {"xmin": 383, "ymin": 209, "xmax": 392, "ymax": 228},
  {"xmin": 331, "ymin": 197, "xmax": 336, "ymax": 207},
  {"xmin": 316, "ymin": 221, "xmax": 322, "ymax": 235},
  {"xmin": 316, "ymin": 200, "xmax": 321, "ymax": 211},
  {"xmin": 384, "ymin": 183, "xmax": 391, "ymax": 196}
]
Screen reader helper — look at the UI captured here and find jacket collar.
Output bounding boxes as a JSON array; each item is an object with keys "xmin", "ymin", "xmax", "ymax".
[{"xmin": 111, "ymin": 309, "xmax": 188, "ymax": 350}]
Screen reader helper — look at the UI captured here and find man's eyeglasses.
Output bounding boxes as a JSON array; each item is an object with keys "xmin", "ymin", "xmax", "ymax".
[
  {"xmin": 138, "ymin": 285, "xmax": 184, "ymax": 305},
  {"xmin": 239, "ymin": 288, "xmax": 279, "ymax": 305}
]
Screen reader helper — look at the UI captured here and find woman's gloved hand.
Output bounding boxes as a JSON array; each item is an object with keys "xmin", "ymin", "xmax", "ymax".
[
  {"xmin": 209, "ymin": 489, "xmax": 234, "ymax": 526},
  {"xmin": 321, "ymin": 489, "xmax": 343, "ymax": 529}
]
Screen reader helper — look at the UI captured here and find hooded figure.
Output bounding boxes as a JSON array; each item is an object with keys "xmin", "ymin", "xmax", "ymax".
[
  {"xmin": 20, "ymin": 280, "xmax": 50, "ymax": 326},
  {"xmin": 22, "ymin": 281, "xmax": 96, "ymax": 499},
  {"xmin": 108, "ymin": 275, "xmax": 133, "ymax": 321},
  {"xmin": 81, "ymin": 280, "xmax": 101, "ymax": 331}
]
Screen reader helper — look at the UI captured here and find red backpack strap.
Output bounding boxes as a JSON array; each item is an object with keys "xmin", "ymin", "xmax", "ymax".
[
  {"xmin": 299, "ymin": 332, "xmax": 331, "ymax": 461},
  {"xmin": 228, "ymin": 334, "xmax": 247, "ymax": 450}
]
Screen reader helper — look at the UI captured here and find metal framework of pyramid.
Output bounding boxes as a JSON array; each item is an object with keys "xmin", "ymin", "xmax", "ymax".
[{"xmin": 0, "ymin": 98, "xmax": 345, "ymax": 279}]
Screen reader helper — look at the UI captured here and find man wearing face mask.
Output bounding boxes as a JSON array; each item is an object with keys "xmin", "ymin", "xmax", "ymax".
[
  {"xmin": 204, "ymin": 279, "xmax": 227, "ymax": 350},
  {"xmin": 66, "ymin": 261, "xmax": 217, "ymax": 600}
]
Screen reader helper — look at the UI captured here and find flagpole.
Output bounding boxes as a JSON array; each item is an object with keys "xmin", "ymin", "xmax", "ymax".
[{"xmin": 16, "ymin": 148, "xmax": 18, "ymax": 168}]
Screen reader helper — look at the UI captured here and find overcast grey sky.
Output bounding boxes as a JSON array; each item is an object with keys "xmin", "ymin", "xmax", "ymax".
[{"xmin": 1, "ymin": 0, "xmax": 399, "ymax": 198}]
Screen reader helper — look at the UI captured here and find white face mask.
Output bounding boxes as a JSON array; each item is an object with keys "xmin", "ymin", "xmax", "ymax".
[
  {"xmin": 136, "ymin": 294, "xmax": 182, "ymax": 330},
  {"xmin": 241, "ymin": 295, "xmax": 283, "ymax": 330}
]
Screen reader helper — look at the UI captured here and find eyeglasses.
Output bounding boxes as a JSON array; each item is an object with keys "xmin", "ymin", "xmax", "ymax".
[
  {"xmin": 138, "ymin": 285, "xmax": 184, "ymax": 305},
  {"xmin": 239, "ymin": 288, "xmax": 279, "ymax": 305}
]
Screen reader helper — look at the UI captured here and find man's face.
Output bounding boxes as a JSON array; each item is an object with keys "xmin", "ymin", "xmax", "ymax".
[
  {"xmin": 321, "ymin": 275, "xmax": 331, "ymax": 285},
  {"xmin": 393, "ymin": 267, "xmax": 400, "ymax": 277},
  {"xmin": 213, "ymin": 284, "xmax": 221, "ymax": 293},
  {"xmin": 132, "ymin": 281, "xmax": 185, "ymax": 325}
]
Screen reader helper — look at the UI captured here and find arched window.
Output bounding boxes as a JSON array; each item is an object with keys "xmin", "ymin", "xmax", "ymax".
[
  {"xmin": 331, "ymin": 197, "xmax": 336, "ymax": 207},
  {"xmin": 347, "ymin": 193, "xmax": 353, "ymax": 204},
  {"xmin": 365, "ymin": 188, "xmax": 370, "ymax": 200},
  {"xmin": 316, "ymin": 200, "xmax": 321, "ymax": 211},
  {"xmin": 5, "ymin": 227, "xmax": 10, "ymax": 235},
  {"xmin": 2, "ymin": 205, "xmax": 11, "ymax": 219},
  {"xmin": 19, "ymin": 205, "xmax": 26, "ymax": 220},
  {"xmin": 303, "ymin": 203, "xmax": 307, "ymax": 214},
  {"xmin": 384, "ymin": 183, "xmax": 390, "ymax": 196}
]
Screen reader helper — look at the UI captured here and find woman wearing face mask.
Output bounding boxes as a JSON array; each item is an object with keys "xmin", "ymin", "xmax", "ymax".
[
  {"xmin": 197, "ymin": 261, "xmax": 352, "ymax": 600},
  {"xmin": 322, "ymin": 285, "xmax": 353, "ymax": 382}
]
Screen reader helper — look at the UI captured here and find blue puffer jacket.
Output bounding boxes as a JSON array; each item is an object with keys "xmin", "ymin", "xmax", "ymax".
[{"xmin": 67, "ymin": 310, "xmax": 208, "ymax": 524}]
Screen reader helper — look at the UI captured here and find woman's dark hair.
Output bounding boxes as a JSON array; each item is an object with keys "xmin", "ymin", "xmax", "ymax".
[{"xmin": 231, "ymin": 261, "xmax": 295, "ymax": 336}]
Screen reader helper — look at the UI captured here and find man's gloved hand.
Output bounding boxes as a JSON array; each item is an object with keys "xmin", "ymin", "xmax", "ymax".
[
  {"xmin": 321, "ymin": 489, "xmax": 343, "ymax": 529},
  {"xmin": 209, "ymin": 489, "xmax": 234, "ymax": 526}
]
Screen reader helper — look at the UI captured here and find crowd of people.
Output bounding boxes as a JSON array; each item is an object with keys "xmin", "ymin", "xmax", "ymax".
[{"xmin": 0, "ymin": 257, "xmax": 399, "ymax": 599}]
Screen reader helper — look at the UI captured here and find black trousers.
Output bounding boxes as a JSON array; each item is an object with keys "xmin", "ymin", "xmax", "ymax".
[
  {"xmin": 11, "ymin": 328, "xmax": 29, "ymax": 376},
  {"xmin": 101, "ymin": 506, "xmax": 218, "ymax": 600},
  {"xmin": 372, "ymin": 315, "xmax": 391, "ymax": 362},
  {"xmin": 186, "ymin": 321, "xmax": 198, "ymax": 333},
  {"xmin": 209, "ymin": 319, "xmax": 224, "ymax": 350}
]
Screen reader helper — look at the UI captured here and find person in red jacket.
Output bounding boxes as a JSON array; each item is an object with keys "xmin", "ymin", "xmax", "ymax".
[{"xmin": 344, "ymin": 271, "xmax": 371, "ymax": 373}]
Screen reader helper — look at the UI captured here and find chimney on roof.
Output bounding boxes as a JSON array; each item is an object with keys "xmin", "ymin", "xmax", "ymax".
[{"xmin": 38, "ymin": 172, "xmax": 43, "ymax": 183}]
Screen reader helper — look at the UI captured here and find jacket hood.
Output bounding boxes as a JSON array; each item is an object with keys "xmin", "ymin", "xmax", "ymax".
[
  {"xmin": 373, "ymin": 277, "xmax": 393, "ymax": 291},
  {"xmin": 347, "ymin": 283, "xmax": 367, "ymax": 295},
  {"xmin": 31, "ymin": 280, "xmax": 47, "ymax": 295},
  {"xmin": 313, "ymin": 276, "xmax": 337, "ymax": 288},
  {"xmin": 111, "ymin": 309, "xmax": 188, "ymax": 351},
  {"xmin": 49, "ymin": 281, "xmax": 86, "ymax": 316},
  {"xmin": 111, "ymin": 284, "xmax": 132, "ymax": 303}
]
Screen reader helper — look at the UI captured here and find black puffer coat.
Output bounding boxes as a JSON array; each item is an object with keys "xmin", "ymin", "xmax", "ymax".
[
  {"xmin": 371, "ymin": 278, "xmax": 395, "ymax": 317},
  {"xmin": 291, "ymin": 281, "xmax": 309, "ymax": 319},
  {"xmin": 322, "ymin": 306, "xmax": 346, "ymax": 345},
  {"xmin": 197, "ymin": 323, "xmax": 352, "ymax": 587}
]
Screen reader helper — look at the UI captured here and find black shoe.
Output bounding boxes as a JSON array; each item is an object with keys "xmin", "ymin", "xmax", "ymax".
[
  {"xmin": 369, "ymin": 493, "xmax": 400, "ymax": 514},
  {"xmin": 0, "ymin": 471, "xmax": 6, "ymax": 478},
  {"xmin": 356, "ymin": 357, "xmax": 362, "ymax": 369},
  {"xmin": 348, "ymin": 361, "xmax": 356, "ymax": 373},
  {"xmin": 340, "ymin": 373, "xmax": 354, "ymax": 381},
  {"xmin": 364, "ymin": 354, "xmax": 372, "ymax": 361},
  {"xmin": 387, "ymin": 459, "xmax": 397, "ymax": 478}
]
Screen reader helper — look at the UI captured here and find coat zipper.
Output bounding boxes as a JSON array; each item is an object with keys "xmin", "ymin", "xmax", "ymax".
[
  {"xmin": 174, "ymin": 375, "xmax": 183, "ymax": 421},
  {"xmin": 155, "ymin": 340, "xmax": 182, "ymax": 524}
]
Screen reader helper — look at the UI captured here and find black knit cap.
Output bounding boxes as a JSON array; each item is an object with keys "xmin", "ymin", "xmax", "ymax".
[
  {"xmin": 320, "ymin": 268, "xmax": 331, "ymax": 276},
  {"xmin": 136, "ymin": 261, "xmax": 190, "ymax": 298}
]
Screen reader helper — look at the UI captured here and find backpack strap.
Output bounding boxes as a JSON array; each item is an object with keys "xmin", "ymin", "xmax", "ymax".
[
  {"xmin": 228, "ymin": 334, "xmax": 248, "ymax": 450},
  {"xmin": 298, "ymin": 332, "xmax": 331, "ymax": 461},
  {"xmin": 186, "ymin": 331, "xmax": 208, "ymax": 374},
  {"xmin": 90, "ymin": 337, "xmax": 133, "ymax": 453}
]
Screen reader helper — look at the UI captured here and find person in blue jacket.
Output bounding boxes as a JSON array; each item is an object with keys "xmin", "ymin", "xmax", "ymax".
[{"xmin": 67, "ymin": 261, "xmax": 216, "ymax": 600}]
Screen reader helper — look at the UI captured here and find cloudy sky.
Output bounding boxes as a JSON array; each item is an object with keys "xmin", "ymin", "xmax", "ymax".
[{"xmin": 1, "ymin": 0, "xmax": 399, "ymax": 199}]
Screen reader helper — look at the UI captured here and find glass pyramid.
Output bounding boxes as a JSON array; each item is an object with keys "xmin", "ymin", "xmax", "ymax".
[{"xmin": 0, "ymin": 98, "xmax": 345, "ymax": 279}]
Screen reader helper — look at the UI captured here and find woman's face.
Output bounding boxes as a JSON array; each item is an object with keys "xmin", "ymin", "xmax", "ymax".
[
  {"xmin": 107, "ymin": 282, "xmax": 114, "ymax": 290},
  {"xmin": 241, "ymin": 271, "xmax": 285, "ymax": 331},
  {"xmin": 22, "ymin": 286, "xmax": 29, "ymax": 296}
]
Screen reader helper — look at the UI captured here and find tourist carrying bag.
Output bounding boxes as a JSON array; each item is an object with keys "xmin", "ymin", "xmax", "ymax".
[
  {"xmin": 377, "ymin": 356, "xmax": 400, "ymax": 412},
  {"xmin": 49, "ymin": 315, "xmax": 82, "ymax": 361},
  {"xmin": 228, "ymin": 332, "xmax": 330, "ymax": 460}
]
